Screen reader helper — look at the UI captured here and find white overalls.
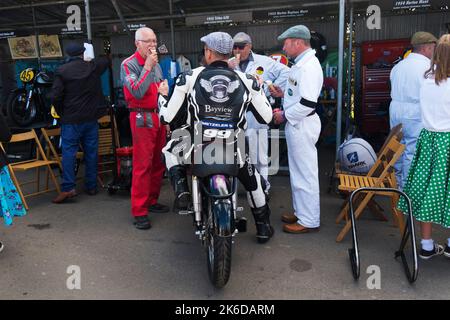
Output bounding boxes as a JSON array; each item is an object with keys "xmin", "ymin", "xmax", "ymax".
[{"xmin": 283, "ymin": 49, "xmax": 323, "ymax": 228}]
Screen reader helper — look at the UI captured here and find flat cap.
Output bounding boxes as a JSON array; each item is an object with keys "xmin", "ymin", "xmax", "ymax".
[
  {"xmin": 411, "ymin": 31, "xmax": 437, "ymax": 45},
  {"xmin": 201, "ymin": 32, "xmax": 233, "ymax": 55},
  {"xmin": 65, "ymin": 42, "xmax": 86, "ymax": 57},
  {"xmin": 277, "ymin": 25, "xmax": 311, "ymax": 41},
  {"xmin": 233, "ymin": 32, "xmax": 252, "ymax": 44}
]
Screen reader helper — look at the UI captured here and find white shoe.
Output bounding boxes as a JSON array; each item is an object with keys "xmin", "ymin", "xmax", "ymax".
[
  {"xmin": 444, "ymin": 245, "xmax": 450, "ymax": 259},
  {"xmin": 419, "ymin": 243, "xmax": 444, "ymax": 260},
  {"xmin": 0, "ymin": 241, "xmax": 4, "ymax": 253}
]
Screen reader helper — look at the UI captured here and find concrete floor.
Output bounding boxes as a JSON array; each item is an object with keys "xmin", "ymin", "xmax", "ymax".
[{"xmin": 1, "ymin": 144, "xmax": 449, "ymax": 300}]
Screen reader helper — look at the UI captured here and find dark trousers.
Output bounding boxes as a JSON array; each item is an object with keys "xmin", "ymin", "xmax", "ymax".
[{"xmin": 61, "ymin": 121, "xmax": 98, "ymax": 192}]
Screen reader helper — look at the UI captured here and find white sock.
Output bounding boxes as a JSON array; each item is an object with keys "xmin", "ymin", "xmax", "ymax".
[
  {"xmin": 447, "ymin": 238, "xmax": 450, "ymax": 247},
  {"xmin": 421, "ymin": 239, "xmax": 434, "ymax": 251}
]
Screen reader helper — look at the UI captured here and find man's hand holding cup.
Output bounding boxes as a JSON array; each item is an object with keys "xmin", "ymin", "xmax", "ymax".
[
  {"xmin": 228, "ymin": 53, "xmax": 240, "ymax": 69},
  {"xmin": 144, "ymin": 48, "xmax": 158, "ymax": 71},
  {"xmin": 269, "ymin": 83, "xmax": 284, "ymax": 98}
]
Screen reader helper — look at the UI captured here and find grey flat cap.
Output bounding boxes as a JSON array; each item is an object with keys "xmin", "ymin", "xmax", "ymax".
[
  {"xmin": 411, "ymin": 31, "xmax": 437, "ymax": 45},
  {"xmin": 277, "ymin": 25, "xmax": 311, "ymax": 41},
  {"xmin": 233, "ymin": 32, "xmax": 252, "ymax": 44},
  {"xmin": 201, "ymin": 32, "xmax": 233, "ymax": 55}
]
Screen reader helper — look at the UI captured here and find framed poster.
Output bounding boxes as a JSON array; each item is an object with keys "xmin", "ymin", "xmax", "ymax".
[
  {"xmin": 8, "ymin": 36, "xmax": 38, "ymax": 59},
  {"xmin": 39, "ymin": 35, "xmax": 62, "ymax": 58}
]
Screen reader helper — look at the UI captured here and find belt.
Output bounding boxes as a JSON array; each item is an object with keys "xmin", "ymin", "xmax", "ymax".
[{"xmin": 128, "ymin": 107, "xmax": 157, "ymax": 113}]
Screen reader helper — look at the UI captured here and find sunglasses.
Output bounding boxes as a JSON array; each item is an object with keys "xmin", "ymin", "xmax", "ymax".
[{"xmin": 233, "ymin": 44, "xmax": 246, "ymax": 50}]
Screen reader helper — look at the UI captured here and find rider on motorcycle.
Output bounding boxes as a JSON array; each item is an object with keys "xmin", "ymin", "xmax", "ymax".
[{"xmin": 158, "ymin": 32, "xmax": 274, "ymax": 244}]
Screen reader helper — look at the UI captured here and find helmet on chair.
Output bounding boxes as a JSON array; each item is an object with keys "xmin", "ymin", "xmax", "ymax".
[{"xmin": 338, "ymin": 138, "xmax": 377, "ymax": 174}]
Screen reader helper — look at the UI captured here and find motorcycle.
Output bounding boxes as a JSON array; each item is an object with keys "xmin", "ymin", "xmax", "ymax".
[
  {"xmin": 184, "ymin": 143, "xmax": 247, "ymax": 288},
  {"xmin": 7, "ymin": 67, "xmax": 54, "ymax": 127}
]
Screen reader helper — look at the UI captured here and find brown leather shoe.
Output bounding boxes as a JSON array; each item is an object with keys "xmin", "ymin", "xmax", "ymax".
[
  {"xmin": 52, "ymin": 190, "xmax": 77, "ymax": 204},
  {"xmin": 283, "ymin": 222, "xmax": 320, "ymax": 234},
  {"xmin": 281, "ymin": 213, "xmax": 298, "ymax": 224}
]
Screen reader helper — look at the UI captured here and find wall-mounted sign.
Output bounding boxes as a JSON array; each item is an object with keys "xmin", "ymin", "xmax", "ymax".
[
  {"xmin": 0, "ymin": 31, "xmax": 15, "ymax": 39},
  {"xmin": 125, "ymin": 23, "xmax": 147, "ymax": 31},
  {"xmin": 61, "ymin": 27, "xmax": 83, "ymax": 35},
  {"xmin": 253, "ymin": 8, "xmax": 309, "ymax": 21},
  {"xmin": 392, "ymin": 0, "xmax": 431, "ymax": 10},
  {"xmin": 186, "ymin": 12, "xmax": 252, "ymax": 26}
]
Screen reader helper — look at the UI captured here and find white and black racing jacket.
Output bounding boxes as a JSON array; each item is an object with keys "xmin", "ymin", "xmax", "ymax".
[{"xmin": 158, "ymin": 60, "xmax": 272, "ymax": 138}]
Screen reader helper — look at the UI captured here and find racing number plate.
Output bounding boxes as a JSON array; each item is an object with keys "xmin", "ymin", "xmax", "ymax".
[{"xmin": 19, "ymin": 68, "xmax": 35, "ymax": 83}]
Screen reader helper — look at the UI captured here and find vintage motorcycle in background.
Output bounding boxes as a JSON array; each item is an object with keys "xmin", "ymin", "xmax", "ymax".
[{"xmin": 7, "ymin": 67, "xmax": 54, "ymax": 127}]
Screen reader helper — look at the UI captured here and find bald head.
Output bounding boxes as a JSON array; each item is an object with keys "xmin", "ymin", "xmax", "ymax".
[{"xmin": 135, "ymin": 27, "xmax": 157, "ymax": 59}]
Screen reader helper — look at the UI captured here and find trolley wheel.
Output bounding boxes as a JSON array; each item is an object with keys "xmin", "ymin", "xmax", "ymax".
[{"xmin": 107, "ymin": 185, "xmax": 117, "ymax": 195}]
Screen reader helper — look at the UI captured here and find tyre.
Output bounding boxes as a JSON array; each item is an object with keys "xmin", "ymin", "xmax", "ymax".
[
  {"xmin": 206, "ymin": 228, "xmax": 232, "ymax": 288},
  {"xmin": 7, "ymin": 89, "xmax": 37, "ymax": 127}
]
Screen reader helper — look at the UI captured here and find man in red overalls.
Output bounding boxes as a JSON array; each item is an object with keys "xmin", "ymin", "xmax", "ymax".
[{"xmin": 120, "ymin": 27, "xmax": 169, "ymax": 229}]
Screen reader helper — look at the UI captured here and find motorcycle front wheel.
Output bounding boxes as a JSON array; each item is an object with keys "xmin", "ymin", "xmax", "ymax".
[
  {"xmin": 7, "ymin": 88, "xmax": 37, "ymax": 127},
  {"xmin": 206, "ymin": 228, "xmax": 232, "ymax": 288}
]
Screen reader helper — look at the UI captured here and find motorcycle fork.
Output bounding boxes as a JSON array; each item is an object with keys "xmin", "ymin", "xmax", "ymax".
[{"xmin": 25, "ymin": 84, "xmax": 34, "ymax": 111}]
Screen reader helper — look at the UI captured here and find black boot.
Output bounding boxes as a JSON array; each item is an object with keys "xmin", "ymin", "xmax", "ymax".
[
  {"xmin": 252, "ymin": 204, "xmax": 274, "ymax": 244},
  {"xmin": 168, "ymin": 165, "xmax": 191, "ymax": 211}
]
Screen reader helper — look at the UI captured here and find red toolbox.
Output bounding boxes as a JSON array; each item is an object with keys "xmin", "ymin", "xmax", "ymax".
[{"xmin": 358, "ymin": 39, "xmax": 410, "ymax": 138}]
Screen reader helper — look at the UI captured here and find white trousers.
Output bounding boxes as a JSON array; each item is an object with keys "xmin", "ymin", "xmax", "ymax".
[
  {"xmin": 285, "ymin": 114, "xmax": 321, "ymax": 228},
  {"xmin": 389, "ymin": 101, "xmax": 422, "ymax": 190},
  {"xmin": 246, "ymin": 112, "xmax": 270, "ymax": 190}
]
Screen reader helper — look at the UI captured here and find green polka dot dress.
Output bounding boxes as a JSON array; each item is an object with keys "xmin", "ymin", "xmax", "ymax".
[{"xmin": 398, "ymin": 129, "xmax": 450, "ymax": 228}]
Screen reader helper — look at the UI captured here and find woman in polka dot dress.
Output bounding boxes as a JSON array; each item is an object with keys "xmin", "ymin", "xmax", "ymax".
[{"xmin": 398, "ymin": 34, "xmax": 450, "ymax": 260}]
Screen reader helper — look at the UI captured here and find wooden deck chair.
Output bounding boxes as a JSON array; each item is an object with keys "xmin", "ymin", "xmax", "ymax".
[
  {"xmin": 335, "ymin": 137, "xmax": 406, "ymax": 242},
  {"xmin": 97, "ymin": 115, "xmax": 120, "ymax": 187},
  {"xmin": 40, "ymin": 127, "xmax": 84, "ymax": 188},
  {"xmin": 0, "ymin": 129, "xmax": 61, "ymax": 210},
  {"xmin": 335, "ymin": 124, "xmax": 404, "ymax": 224}
]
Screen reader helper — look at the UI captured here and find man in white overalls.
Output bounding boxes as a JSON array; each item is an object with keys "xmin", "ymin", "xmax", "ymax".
[
  {"xmin": 271, "ymin": 25, "xmax": 323, "ymax": 234},
  {"xmin": 228, "ymin": 32, "xmax": 289, "ymax": 193},
  {"xmin": 389, "ymin": 31, "xmax": 437, "ymax": 190}
]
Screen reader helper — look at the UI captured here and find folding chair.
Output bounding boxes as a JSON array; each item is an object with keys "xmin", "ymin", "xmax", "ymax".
[
  {"xmin": 97, "ymin": 114, "xmax": 120, "ymax": 187},
  {"xmin": 335, "ymin": 124, "xmax": 404, "ymax": 225},
  {"xmin": 40, "ymin": 127, "xmax": 84, "ymax": 188},
  {"xmin": 335, "ymin": 137, "xmax": 405, "ymax": 242},
  {"xmin": 0, "ymin": 129, "xmax": 61, "ymax": 210}
]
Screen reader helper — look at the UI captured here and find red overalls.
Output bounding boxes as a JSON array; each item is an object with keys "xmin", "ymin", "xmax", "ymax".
[{"xmin": 121, "ymin": 51, "xmax": 166, "ymax": 217}]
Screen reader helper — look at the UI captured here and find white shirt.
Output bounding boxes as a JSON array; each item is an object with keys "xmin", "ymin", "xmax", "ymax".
[
  {"xmin": 235, "ymin": 51, "xmax": 290, "ymax": 93},
  {"xmin": 234, "ymin": 51, "xmax": 289, "ymax": 130},
  {"xmin": 390, "ymin": 53, "xmax": 430, "ymax": 119},
  {"xmin": 420, "ymin": 77, "xmax": 450, "ymax": 132}
]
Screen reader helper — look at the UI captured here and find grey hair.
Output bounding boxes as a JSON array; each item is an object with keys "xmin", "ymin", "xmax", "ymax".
[
  {"xmin": 412, "ymin": 43, "xmax": 433, "ymax": 53},
  {"xmin": 135, "ymin": 27, "xmax": 154, "ymax": 41}
]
